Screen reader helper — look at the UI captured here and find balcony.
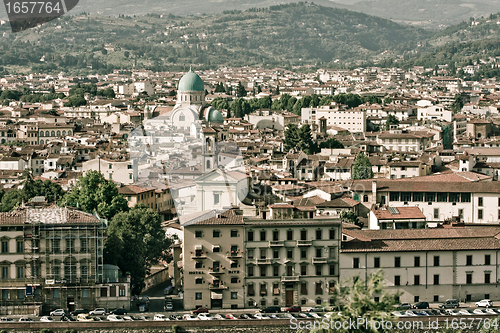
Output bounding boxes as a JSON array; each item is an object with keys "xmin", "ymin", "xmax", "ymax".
[
  {"xmin": 269, "ymin": 240, "xmax": 284, "ymax": 247},
  {"xmin": 227, "ymin": 251, "xmax": 242, "ymax": 258},
  {"xmin": 209, "ymin": 284, "xmax": 228, "ymax": 290},
  {"xmin": 257, "ymin": 258, "xmax": 271, "ymax": 265},
  {"xmin": 208, "ymin": 268, "xmax": 225, "ymax": 275},
  {"xmin": 312, "ymin": 257, "xmax": 327, "ymax": 264},
  {"xmin": 281, "ymin": 275, "xmax": 300, "ymax": 282},
  {"xmin": 191, "ymin": 252, "xmax": 207, "ymax": 259},
  {"xmin": 297, "ymin": 240, "xmax": 312, "ymax": 247}
]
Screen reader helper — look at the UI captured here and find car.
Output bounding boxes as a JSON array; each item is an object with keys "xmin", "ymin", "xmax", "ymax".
[
  {"xmin": 259, "ymin": 306, "xmax": 281, "ymax": 313},
  {"xmin": 459, "ymin": 309, "xmax": 474, "ymax": 316},
  {"xmin": 192, "ymin": 307, "xmax": 208, "ymax": 314},
  {"xmin": 268, "ymin": 313, "xmax": 279, "ymax": 319},
  {"xmin": 285, "ymin": 305, "xmax": 302, "ymax": 312},
  {"xmin": 0, "ymin": 317, "xmax": 13, "ymax": 322},
  {"xmin": 60, "ymin": 315, "xmax": 76, "ymax": 322},
  {"xmin": 214, "ymin": 314, "xmax": 226, "ymax": 320},
  {"xmin": 183, "ymin": 314, "xmax": 198, "ymax": 320},
  {"xmin": 40, "ymin": 316, "xmax": 54, "ymax": 322},
  {"xmin": 19, "ymin": 317, "xmax": 34, "ymax": 322},
  {"xmin": 475, "ymin": 299, "xmax": 493, "ymax": 308},
  {"xmin": 138, "ymin": 315, "xmax": 150, "ymax": 321},
  {"xmin": 111, "ymin": 308, "xmax": 127, "ymax": 315},
  {"xmin": 398, "ymin": 303, "xmax": 412, "ymax": 310},
  {"xmin": 417, "ymin": 310, "xmax": 429, "ymax": 316},
  {"xmin": 308, "ymin": 306, "xmax": 326, "ymax": 312},
  {"xmin": 75, "ymin": 314, "xmax": 92, "ymax": 322},
  {"xmin": 413, "ymin": 302, "xmax": 429, "ymax": 309},
  {"xmin": 123, "ymin": 315, "xmax": 135, "ymax": 321},
  {"xmin": 309, "ymin": 312, "xmax": 323, "ymax": 319},
  {"xmin": 404, "ymin": 310, "xmax": 418, "ymax": 317},
  {"xmin": 473, "ymin": 309, "xmax": 488, "ymax": 315},
  {"xmin": 439, "ymin": 299, "xmax": 459, "ymax": 309},
  {"xmin": 224, "ymin": 313, "xmax": 237, "ymax": 320},
  {"xmin": 107, "ymin": 315, "xmax": 124, "ymax": 321},
  {"xmin": 392, "ymin": 311, "xmax": 407, "ymax": 317},
  {"xmin": 197, "ymin": 313, "xmax": 217, "ymax": 320},
  {"xmin": 71, "ymin": 309, "xmax": 88, "ymax": 316},
  {"xmin": 164, "ymin": 302, "xmax": 174, "ymax": 311},
  {"xmin": 154, "ymin": 314, "xmax": 168, "ymax": 321},
  {"xmin": 445, "ymin": 309, "xmax": 461, "ymax": 316},
  {"xmin": 254, "ymin": 313, "xmax": 271, "ymax": 320},
  {"xmin": 486, "ymin": 308, "xmax": 498, "ymax": 315},
  {"xmin": 50, "ymin": 309, "xmax": 65, "ymax": 316},
  {"xmin": 92, "ymin": 316, "xmax": 103, "ymax": 321},
  {"xmin": 429, "ymin": 309, "xmax": 444, "ymax": 316},
  {"xmin": 282, "ymin": 313, "xmax": 294, "ymax": 319},
  {"xmin": 169, "ymin": 314, "xmax": 182, "ymax": 320},
  {"xmin": 89, "ymin": 308, "xmax": 106, "ymax": 316}
]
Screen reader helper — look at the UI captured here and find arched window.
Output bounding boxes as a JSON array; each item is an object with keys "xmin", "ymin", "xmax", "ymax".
[
  {"xmin": 45, "ymin": 131, "xmax": 49, "ymax": 137},
  {"xmin": 40, "ymin": 140, "xmax": 44, "ymax": 144},
  {"xmin": 68, "ymin": 130, "xmax": 72, "ymax": 135},
  {"xmin": 56, "ymin": 131, "xmax": 60, "ymax": 136},
  {"xmin": 62, "ymin": 131, "xmax": 66, "ymax": 136},
  {"xmin": 39, "ymin": 131, "xmax": 44, "ymax": 137},
  {"xmin": 51, "ymin": 131, "xmax": 55, "ymax": 137},
  {"xmin": 179, "ymin": 113, "xmax": 185, "ymax": 122}
]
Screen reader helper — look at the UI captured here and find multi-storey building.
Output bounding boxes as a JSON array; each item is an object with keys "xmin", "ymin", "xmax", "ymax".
[
  {"xmin": 301, "ymin": 105, "xmax": 366, "ymax": 133},
  {"xmin": 0, "ymin": 203, "xmax": 129, "ymax": 314},
  {"xmin": 182, "ymin": 209, "xmax": 341, "ymax": 310},
  {"xmin": 341, "ymin": 226, "xmax": 500, "ymax": 303}
]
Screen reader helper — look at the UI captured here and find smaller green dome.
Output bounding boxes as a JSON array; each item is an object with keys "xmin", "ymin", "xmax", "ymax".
[
  {"xmin": 178, "ymin": 68, "xmax": 205, "ymax": 92},
  {"xmin": 207, "ymin": 108, "xmax": 223, "ymax": 123}
]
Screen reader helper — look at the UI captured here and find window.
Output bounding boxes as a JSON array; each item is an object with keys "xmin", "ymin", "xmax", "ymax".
[
  {"xmin": 315, "ymin": 282, "xmax": 323, "ymax": 295},
  {"xmin": 485, "ymin": 272, "xmax": 491, "ymax": 284},
  {"xmin": 394, "ymin": 257, "xmax": 401, "ymax": 268},
  {"xmin": 195, "ymin": 278, "xmax": 203, "ymax": 285},
  {"xmin": 248, "ymin": 249, "xmax": 254, "ymax": 259},
  {"xmin": 195, "ymin": 261, "xmax": 202, "ymax": 269},
  {"xmin": 300, "ymin": 249, "xmax": 307, "ymax": 259},
  {"xmin": 260, "ymin": 231, "xmax": 266, "ymax": 241},
  {"xmin": 287, "ymin": 249, "xmax": 293, "ymax": 259},
  {"xmin": 80, "ymin": 239, "xmax": 87, "ymax": 252},
  {"xmin": 212, "ymin": 230, "xmax": 220, "ymax": 238},
  {"xmin": 414, "ymin": 275, "xmax": 420, "ymax": 285},
  {"xmin": 1, "ymin": 266, "xmax": 8, "ymax": 279},
  {"xmin": 273, "ymin": 266, "xmax": 279, "ymax": 277},
  {"xmin": 414, "ymin": 295, "xmax": 419, "ymax": 303},
  {"xmin": 17, "ymin": 290, "xmax": 24, "ymax": 299},
  {"xmin": 316, "ymin": 248, "xmax": 322, "ymax": 258},
  {"xmin": 485, "ymin": 254, "xmax": 491, "ymax": 265},
  {"xmin": 329, "ymin": 265, "xmax": 335, "ymax": 276},
  {"xmin": 374, "ymin": 257, "xmax": 380, "ymax": 268},
  {"xmin": 390, "ymin": 192, "xmax": 400, "ymax": 201},
  {"xmin": 272, "ymin": 230, "xmax": 278, "ymax": 241},
  {"xmin": 248, "ymin": 231, "xmax": 254, "ymax": 241},
  {"xmin": 414, "ymin": 256, "xmax": 420, "ymax": 267},
  {"xmin": 260, "ymin": 266, "xmax": 266, "ymax": 277},
  {"xmin": 329, "ymin": 229, "xmax": 335, "ymax": 240},
  {"xmin": 213, "ymin": 193, "xmax": 219, "ymax": 205},
  {"xmin": 81, "ymin": 265, "xmax": 88, "ymax": 278},
  {"xmin": 478, "ymin": 197, "xmax": 483, "ymax": 207},
  {"xmin": 434, "ymin": 208, "xmax": 439, "ymax": 219},
  {"xmin": 260, "ymin": 248, "xmax": 267, "ymax": 259},
  {"xmin": 301, "ymin": 282, "xmax": 307, "ymax": 295},
  {"xmin": 16, "ymin": 241, "xmax": 23, "ymax": 253},
  {"xmin": 425, "ymin": 192, "xmax": 436, "ymax": 202},
  {"xmin": 301, "ymin": 265, "xmax": 307, "ymax": 276},
  {"xmin": 231, "ymin": 292, "xmax": 238, "ymax": 299},
  {"xmin": 466, "ymin": 273, "xmax": 472, "ymax": 284},
  {"xmin": 478, "ymin": 209, "xmax": 483, "ymax": 220},
  {"xmin": 401, "ymin": 192, "xmax": 411, "ymax": 202},
  {"xmin": 231, "ymin": 261, "xmax": 238, "ymax": 268},
  {"xmin": 449, "ymin": 193, "xmax": 460, "ymax": 203},
  {"xmin": 461, "ymin": 193, "xmax": 471, "ymax": 202},
  {"xmin": 273, "ymin": 250, "xmax": 279, "ymax": 259},
  {"xmin": 213, "ymin": 246, "xmax": 220, "ymax": 253},
  {"xmin": 287, "ymin": 230, "xmax": 293, "ymax": 240},
  {"xmin": 433, "ymin": 275, "xmax": 439, "ymax": 285},
  {"xmin": 300, "ymin": 230, "xmax": 307, "ymax": 240},
  {"xmin": 433, "ymin": 256, "xmax": 440, "ymax": 267},
  {"xmin": 353, "ymin": 258, "xmax": 360, "ymax": 269},
  {"xmin": 195, "ymin": 231, "xmax": 202, "ymax": 238},
  {"xmin": 437, "ymin": 192, "xmax": 448, "ymax": 202},
  {"xmin": 315, "ymin": 265, "xmax": 322, "ymax": 276},
  {"xmin": 466, "ymin": 255, "xmax": 472, "ymax": 266},
  {"xmin": 16, "ymin": 266, "xmax": 23, "ymax": 279},
  {"xmin": 119, "ymin": 286, "xmax": 125, "ymax": 297},
  {"xmin": 110, "ymin": 286, "xmax": 117, "ymax": 297},
  {"xmin": 273, "ymin": 283, "xmax": 279, "ymax": 295},
  {"xmin": 260, "ymin": 283, "xmax": 267, "ymax": 296},
  {"xmin": 1, "ymin": 241, "xmax": 8, "ymax": 253},
  {"xmin": 82, "ymin": 289, "xmax": 89, "ymax": 298},
  {"xmin": 394, "ymin": 275, "xmax": 400, "ymax": 286},
  {"xmin": 248, "ymin": 284, "xmax": 255, "ymax": 296},
  {"xmin": 413, "ymin": 192, "xmax": 423, "ymax": 202},
  {"xmin": 231, "ymin": 277, "xmax": 238, "ymax": 283},
  {"xmin": 316, "ymin": 230, "xmax": 322, "ymax": 240},
  {"xmin": 100, "ymin": 288, "xmax": 108, "ymax": 297},
  {"xmin": 195, "ymin": 292, "xmax": 202, "ymax": 300}
]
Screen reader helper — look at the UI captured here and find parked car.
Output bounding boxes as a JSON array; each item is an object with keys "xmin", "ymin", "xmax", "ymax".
[
  {"xmin": 40, "ymin": 316, "xmax": 54, "ymax": 322},
  {"xmin": 19, "ymin": 317, "xmax": 34, "ymax": 322},
  {"xmin": 398, "ymin": 303, "xmax": 412, "ymax": 310},
  {"xmin": 153, "ymin": 314, "xmax": 168, "ymax": 321},
  {"xmin": 0, "ymin": 317, "xmax": 13, "ymax": 322},
  {"xmin": 192, "ymin": 307, "xmax": 208, "ymax": 314},
  {"xmin": 164, "ymin": 302, "xmax": 173, "ymax": 311},
  {"xmin": 50, "ymin": 309, "xmax": 65, "ymax": 316},
  {"xmin": 110, "ymin": 308, "xmax": 127, "ymax": 315},
  {"xmin": 225, "ymin": 313, "xmax": 237, "ymax": 320},
  {"xmin": 89, "ymin": 308, "xmax": 106, "ymax": 316},
  {"xmin": 308, "ymin": 306, "xmax": 326, "ymax": 312},
  {"xmin": 439, "ymin": 299, "xmax": 459, "ymax": 309},
  {"xmin": 107, "ymin": 315, "xmax": 124, "ymax": 321},
  {"xmin": 197, "ymin": 313, "xmax": 217, "ymax": 320},
  {"xmin": 475, "ymin": 299, "xmax": 493, "ymax": 308},
  {"xmin": 76, "ymin": 313, "xmax": 92, "ymax": 321},
  {"xmin": 71, "ymin": 309, "xmax": 88, "ymax": 316},
  {"xmin": 254, "ymin": 313, "xmax": 271, "ymax": 320},
  {"xmin": 60, "ymin": 315, "xmax": 76, "ymax": 322},
  {"xmin": 259, "ymin": 306, "xmax": 281, "ymax": 313},
  {"xmin": 413, "ymin": 302, "xmax": 429, "ymax": 309},
  {"xmin": 182, "ymin": 314, "xmax": 198, "ymax": 320},
  {"xmin": 285, "ymin": 305, "xmax": 302, "ymax": 312},
  {"xmin": 214, "ymin": 314, "xmax": 226, "ymax": 320},
  {"xmin": 473, "ymin": 309, "xmax": 488, "ymax": 315},
  {"xmin": 169, "ymin": 314, "xmax": 182, "ymax": 320}
]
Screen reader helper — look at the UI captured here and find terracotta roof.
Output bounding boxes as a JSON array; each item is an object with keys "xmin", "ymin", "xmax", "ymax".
[
  {"xmin": 317, "ymin": 197, "xmax": 360, "ymax": 208},
  {"xmin": 182, "ymin": 209, "xmax": 244, "ymax": 226},
  {"xmin": 118, "ymin": 185, "xmax": 153, "ymax": 195},
  {"xmin": 371, "ymin": 207, "xmax": 425, "ymax": 220},
  {"xmin": 0, "ymin": 207, "xmax": 100, "ymax": 225}
]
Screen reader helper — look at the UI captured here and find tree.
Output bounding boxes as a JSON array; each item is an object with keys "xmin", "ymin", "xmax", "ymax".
[
  {"xmin": 298, "ymin": 124, "xmax": 318, "ymax": 154},
  {"xmin": 307, "ymin": 270, "xmax": 400, "ymax": 333},
  {"xmin": 124, "ymin": 51, "xmax": 130, "ymax": 58},
  {"xmin": 104, "ymin": 205, "xmax": 173, "ymax": 295},
  {"xmin": 259, "ymin": 95, "xmax": 272, "ymax": 109},
  {"xmin": 62, "ymin": 170, "xmax": 129, "ymax": 220},
  {"xmin": 352, "ymin": 152, "xmax": 373, "ymax": 180},
  {"xmin": 210, "ymin": 97, "xmax": 228, "ymax": 110},
  {"xmin": 0, "ymin": 190, "xmax": 22, "ymax": 212},
  {"xmin": 236, "ymin": 81, "xmax": 247, "ymax": 97},
  {"xmin": 320, "ymin": 137, "xmax": 344, "ymax": 149},
  {"xmin": 283, "ymin": 124, "xmax": 301, "ymax": 152},
  {"xmin": 451, "ymin": 93, "xmax": 464, "ymax": 113},
  {"xmin": 340, "ymin": 210, "xmax": 361, "ymax": 227},
  {"xmin": 385, "ymin": 114, "xmax": 399, "ymax": 131},
  {"xmin": 214, "ymin": 82, "xmax": 225, "ymax": 93},
  {"xmin": 98, "ymin": 87, "xmax": 115, "ymax": 99}
]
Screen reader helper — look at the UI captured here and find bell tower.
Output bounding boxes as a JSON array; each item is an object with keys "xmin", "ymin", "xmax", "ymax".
[{"xmin": 202, "ymin": 127, "xmax": 218, "ymax": 173}]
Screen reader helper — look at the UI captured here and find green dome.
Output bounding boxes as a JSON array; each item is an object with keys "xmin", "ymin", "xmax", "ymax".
[
  {"xmin": 178, "ymin": 68, "xmax": 205, "ymax": 92},
  {"xmin": 207, "ymin": 108, "xmax": 223, "ymax": 123}
]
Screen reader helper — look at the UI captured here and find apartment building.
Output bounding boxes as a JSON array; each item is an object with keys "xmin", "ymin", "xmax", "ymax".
[
  {"xmin": 341, "ymin": 226, "xmax": 500, "ymax": 303},
  {"xmin": 377, "ymin": 130, "xmax": 434, "ymax": 153},
  {"xmin": 0, "ymin": 203, "xmax": 130, "ymax": 315},
  {"xmin": 301, "ymin": 105, "xmax": 366, "ymax": 133},
  {"xmin": 82, "ymin": 156, "xmax": 136, "ymax": 185},
  {"xmin": 182, "ymin": 210, "xmax": 341, "ymax": 310}
]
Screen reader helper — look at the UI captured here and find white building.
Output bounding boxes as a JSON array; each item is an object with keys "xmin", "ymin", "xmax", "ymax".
[{"xmin": 301, "ymin": 105, "xmax": 366, "ymax": 133}]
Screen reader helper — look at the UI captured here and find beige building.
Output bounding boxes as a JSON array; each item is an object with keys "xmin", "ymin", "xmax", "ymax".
[
  {"xmin": 0, "ymin": 203, "xmax": 130, "ymax": 315},
  {"xmin": 341, "ymin": 226, "xmax": 500, "ymax": 304},
  {"xmin": 182, "ymin": 210, "xmax": 341, "ymax": 310},
  {"xmin": 82, "ymin": 156, "xmax": 136, "ymax": 185}
]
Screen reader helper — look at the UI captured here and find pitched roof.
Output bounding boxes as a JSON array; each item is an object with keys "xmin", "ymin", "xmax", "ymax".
[{"xmin": 371, "ymin": 207, "xmax": 425, "ymax": 220}]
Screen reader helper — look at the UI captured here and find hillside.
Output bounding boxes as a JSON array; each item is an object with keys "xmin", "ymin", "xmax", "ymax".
[{"xmin": 0, "ymin": 3, "xmax": 431, "ymax": 74}]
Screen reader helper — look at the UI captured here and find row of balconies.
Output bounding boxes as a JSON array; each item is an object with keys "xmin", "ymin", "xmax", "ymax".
[
  {"xmin": 249, "ymin": 257, "xmax": 336, "ymax": 265},
  {"xmin": 268, "ymin": 240, "xmax": 321, "ymax": 247}
]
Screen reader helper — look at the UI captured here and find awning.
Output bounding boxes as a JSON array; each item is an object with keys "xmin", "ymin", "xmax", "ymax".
[
  {"xmin": 211, "ymin": 292, "xmax": 223, "ymax": 300},
  {"xmin": 194, "ymin": 245, "xmax": 203, "ymax": 250}
]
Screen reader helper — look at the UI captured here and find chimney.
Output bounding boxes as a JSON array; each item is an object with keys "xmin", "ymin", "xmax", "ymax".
[{"xmin": 371, "ymin": 180, "xmax": 377, "ymax": 203}]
